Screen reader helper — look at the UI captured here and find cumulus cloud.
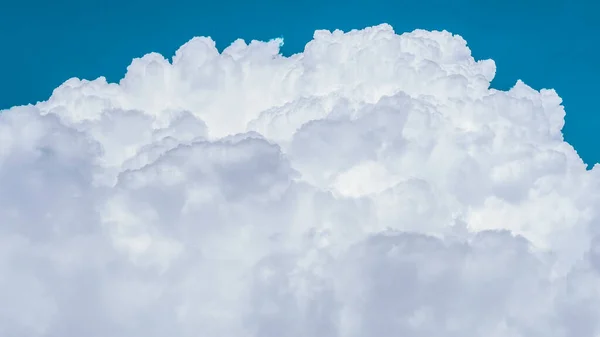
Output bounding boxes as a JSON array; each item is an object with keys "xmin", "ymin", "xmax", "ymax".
[{"xmin": 2, "ymin": 23, "xmax": 600, "ymax": 336}]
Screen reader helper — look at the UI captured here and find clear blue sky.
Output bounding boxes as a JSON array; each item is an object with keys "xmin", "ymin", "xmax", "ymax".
[{"xmin": 1, "ymin": 0, "xmax": 597, "ymax": 165}]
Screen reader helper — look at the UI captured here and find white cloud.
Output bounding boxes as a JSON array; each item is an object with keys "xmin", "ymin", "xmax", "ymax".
[{"xmin": 2, "ymin": 23, "xmax": 600, "ymax": 336}]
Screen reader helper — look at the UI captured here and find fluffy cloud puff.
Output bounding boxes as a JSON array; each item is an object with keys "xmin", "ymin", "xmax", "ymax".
[{"xmin": 2, "ymin": 24, "xmax": 600, "ymax": 337}]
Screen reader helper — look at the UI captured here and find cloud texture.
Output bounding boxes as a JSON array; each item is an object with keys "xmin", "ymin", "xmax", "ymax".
[{"xmin": 2, "ymin": 24, "xmax": 600, "ymax": 336}]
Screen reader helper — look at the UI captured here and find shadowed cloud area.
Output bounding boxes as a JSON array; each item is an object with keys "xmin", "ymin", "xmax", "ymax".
[{"xmin": 2, "ymin": 24, "xmax": 600, "ymax": 336}]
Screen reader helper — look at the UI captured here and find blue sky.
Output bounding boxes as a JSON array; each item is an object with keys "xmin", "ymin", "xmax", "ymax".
[{"xmin": 1, "ymin": 0, "xmax": 597, "ymax": 165}]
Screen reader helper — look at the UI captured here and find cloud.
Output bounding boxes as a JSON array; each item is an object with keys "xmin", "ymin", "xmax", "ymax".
[{"xmin": 2, "ymin": 23, "xmax": 600, "ymax": 336}]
